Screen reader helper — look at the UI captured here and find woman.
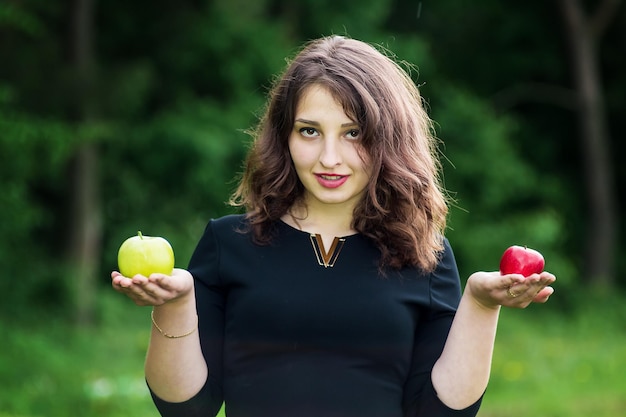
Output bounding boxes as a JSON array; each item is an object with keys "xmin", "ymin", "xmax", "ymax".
[{"xmin": 112, "ymin": 35, "xmax": 556, "ymax": 417}]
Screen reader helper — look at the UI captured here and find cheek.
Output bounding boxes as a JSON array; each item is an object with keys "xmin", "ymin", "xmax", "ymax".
[
  {"xmin": 287, "ymin": 137, "xmax": 299, "ymax": 165},
  {"xmin": 352, "ymin": 148, "xmax": 372, "ymax": 175},
  {"xmin": 288, "ymin": 141, "xmax": 315, "ymax": 170}
]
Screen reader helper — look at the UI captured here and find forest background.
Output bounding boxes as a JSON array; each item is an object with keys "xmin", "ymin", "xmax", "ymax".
[{"xmin": 0, "ymin": 0, "xmax": 624, "ymax": 416}]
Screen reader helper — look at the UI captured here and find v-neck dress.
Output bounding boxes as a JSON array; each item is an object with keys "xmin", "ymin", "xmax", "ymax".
[{"xmin": 149, "ymin": 214, "xmax": 482, "ymax": 417}]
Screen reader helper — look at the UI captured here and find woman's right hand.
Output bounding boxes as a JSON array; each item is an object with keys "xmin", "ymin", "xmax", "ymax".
[{"xmin": 111, "ymin": 268, "xmax": 194, "ymax": 307}]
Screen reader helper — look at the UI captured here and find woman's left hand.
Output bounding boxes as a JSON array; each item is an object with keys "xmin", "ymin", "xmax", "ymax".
[{"xmin": 465, "ymin": 271, "xmax": 556, "ymax": 309}]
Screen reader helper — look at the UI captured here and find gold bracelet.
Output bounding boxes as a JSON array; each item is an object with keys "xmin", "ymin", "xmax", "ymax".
[{"xmin": 151, "ymin": 309, "xmax": 198, "ymax": 339}]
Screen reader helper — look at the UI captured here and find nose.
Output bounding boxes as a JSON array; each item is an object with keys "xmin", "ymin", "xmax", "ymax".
[{"xmin": 319, "ymin": 137, "xmax": 342, "ymax": 168}]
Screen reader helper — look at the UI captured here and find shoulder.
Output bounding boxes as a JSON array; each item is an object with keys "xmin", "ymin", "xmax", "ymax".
[
  {"xmin": 192, "ymin": 214, "xmax": 251, "ymax": 257},
  {"xmin": 427, "ymin": 237, "xmax": 462, "ymax": 309},
  {"xmin": 438, "ymin": 237, "xmax": 457, "ymax": 271},
  {"xmin": 208, "ymin": 213, "xmax": 249, "ymax": 235},
  {"xmin": 188, "ymin": 214, "xmax": 253, "ymax": 283}
]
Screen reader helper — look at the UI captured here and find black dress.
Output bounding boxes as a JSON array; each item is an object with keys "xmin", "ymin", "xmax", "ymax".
[{"xmin": 150, "ymin": 214, "xmax": 482, "ymax": 417}]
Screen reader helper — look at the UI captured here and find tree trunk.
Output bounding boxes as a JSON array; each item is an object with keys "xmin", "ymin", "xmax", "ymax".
[
  {"xmin": 557, "ymin": 0, "xmax": 620, "ymax": 287},
  {"xmin": 67, "ymin": 0, "xmax": 101, "ymax": 326}
]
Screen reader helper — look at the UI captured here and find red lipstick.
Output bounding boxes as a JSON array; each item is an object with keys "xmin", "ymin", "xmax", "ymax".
[{"xmin": 315, "ymin": 173, "xmax": 348, "ymax": 188}]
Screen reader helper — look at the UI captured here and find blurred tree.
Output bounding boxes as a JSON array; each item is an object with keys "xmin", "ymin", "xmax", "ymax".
[
  {"xmin": 67, "ymin": 0, "xmax": 101, "ymax": 325},
  {"xmin": 556, "ymin": 0, "xmax": 621, "ymax": 287}
]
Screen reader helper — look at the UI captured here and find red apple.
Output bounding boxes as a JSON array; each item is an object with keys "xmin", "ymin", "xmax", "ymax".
[{"xmin": 499, "ymin": 245, "xmax": 545, "ymax": 277}]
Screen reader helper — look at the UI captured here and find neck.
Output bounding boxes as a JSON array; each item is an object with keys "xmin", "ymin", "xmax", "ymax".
[{"xmin": 283, "ymin": 201, "xmax": 356, "ymax": 238}]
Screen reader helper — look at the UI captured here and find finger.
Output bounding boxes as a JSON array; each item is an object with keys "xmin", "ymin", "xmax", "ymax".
[
  {"xmin": 138, "ymin": 273, "xmax": 193, "ymax": 305},
  {"xmin": 113, "ymin": 276, "xmax": 150, "ymax": 298},
  {"xmin": 139, "ymin": 282, "xmax": 175, "ymax": 304},
  {"xmin": 524, "ymin": 272, "xmax": 556, "ymax": 288},
  {"xmin": 112, "ymin": 274, "xmax": 134, "ymax": 290},
  {"xmin": 504, "ymin": 274, "xmax": 528, "ymax": 292},
  {"xmin": 504, "ymin": 284, "xmax": 529, "ymax": 299},
  {"xmin": 526, "ymin": 273, "xmax": 555, "ymax": 294},
  {"xmin": 112, "ymin": 271, "xmax": 149, "ymax": 288},
  {"xmin": 111, "ymin": 271, "xmax": 126, "ymax": 285},
  {"xmin": 128, "ymin": 288, "xmax": 162, "ymax": 306},
  {"xmin": 505, "ymin": 279, "xmax": 545, "ymax": 302},
  {"xmin": 130, "ymin": 274, "xmax": 150, "ymax": 284},
  {"xmin": 147, "ymin": 274, "xmax": 184, "ymax": 293},
  {"xmin": 504, "ymin": 274, "xmax": 527, "ymax": 288},
  {"xmin": 532, "ymin": 287, "xmax": 554, "ymax": 303},
  {"xmin": 539, "ymin": 271, "xmax": 557, "ymax": 282}
]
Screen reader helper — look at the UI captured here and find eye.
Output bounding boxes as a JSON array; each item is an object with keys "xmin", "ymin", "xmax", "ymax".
[
  {"xmin": 299, "ymin": 127, "xmax": 319, "ymax": 138},
  {"xmin": 345, "ymin": 129, "xmax": 361, "ymax": 140}
]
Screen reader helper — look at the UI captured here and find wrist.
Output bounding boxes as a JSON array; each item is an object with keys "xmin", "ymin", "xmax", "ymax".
[
  {"xmin": 151, "ymin": 293, "xmax": 198, "ymax": 338},
  {"xmin": 151, "ymin": 309, "xmax": 198, "ymax": 339},
  {"xmin": 155, "ymin": 289, "xmax": 196, "ymax": 312},
  {"xmin": 463, "ymin": 281, "xmax": 502, "ymax": 312},
  {"xmin": 151, "ymin": 280, "xmax": 197, "ymax": 319}
]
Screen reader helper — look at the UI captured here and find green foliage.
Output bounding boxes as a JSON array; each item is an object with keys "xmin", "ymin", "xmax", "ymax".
[
  {"xmin": 99, "ymin": 97, "xmax": 260, "ymax": 271},
  {"xmin": 0, "ymin": 0, "xmax": 623, "ymax": 314},
  {"xmin": 0, "ymin": 107, "xmax": 77, "ymax": 315},
  {"xmin": 0, "ymin": 2, "xmax": 43, "ymax": 36},
  {"xmin": 273, "ymin": 0, "xmax": 392, "ymax": 40},
  {"xmin": 432, "ymin": 86, "xmax": 576, "ymax": 288}
]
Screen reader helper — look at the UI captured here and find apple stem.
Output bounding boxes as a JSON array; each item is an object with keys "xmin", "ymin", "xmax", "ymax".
[{"xmin": 138, "ymin": 231, "xmax": 143, "ymax": 239}]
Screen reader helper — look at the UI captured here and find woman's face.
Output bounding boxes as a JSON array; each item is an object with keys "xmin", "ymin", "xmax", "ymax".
[{"xmin": 288, "ymin": 85, "xmax": 372, "ymax": 213}]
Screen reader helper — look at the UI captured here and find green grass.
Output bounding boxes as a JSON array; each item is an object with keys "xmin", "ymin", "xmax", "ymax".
[
  {"xmin": 481, "ymin": 292, "xmax": 626, "ymax": 416},
  {"xmin": 0, "ymin": 290, "xmax": 624, "ymax": 417},
  {"xmin": 0, "ymin": 294, "xmax": 156, "ymax": 417}
]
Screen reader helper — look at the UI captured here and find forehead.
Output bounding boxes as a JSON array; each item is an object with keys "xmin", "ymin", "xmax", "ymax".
[{"xmin": 295, "ymin": 84, "xmax": 354, "ymax": 122}]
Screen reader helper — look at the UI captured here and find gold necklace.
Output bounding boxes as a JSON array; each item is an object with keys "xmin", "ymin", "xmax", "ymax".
[{"xmin": 309, "ymin": 234, "xmax": 346, "ymax": 268}]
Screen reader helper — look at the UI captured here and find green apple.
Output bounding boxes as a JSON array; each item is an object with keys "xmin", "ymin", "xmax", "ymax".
[{"xmin": 117, "ymin": 231, "xmax": 175, "ymax": 277}]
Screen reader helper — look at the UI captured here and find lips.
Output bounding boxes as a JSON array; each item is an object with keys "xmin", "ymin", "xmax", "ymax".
[{"xmin": 315, "ymin": 173, "xmax": 349, "ymax": 188}]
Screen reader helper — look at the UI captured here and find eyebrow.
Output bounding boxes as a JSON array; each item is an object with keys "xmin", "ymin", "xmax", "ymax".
[{"xmin": 295, "ymin": 118, "xmax": 358, "ymax": 128}]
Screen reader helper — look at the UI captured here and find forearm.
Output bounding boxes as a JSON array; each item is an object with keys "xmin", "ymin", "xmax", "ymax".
[
  {"xmin": 431, "ymin": 290, "xmax": 500, "ymax": 410},
  {"xmin": 145, "ymin": 293, "xmax": 208, "ymax": 403}
]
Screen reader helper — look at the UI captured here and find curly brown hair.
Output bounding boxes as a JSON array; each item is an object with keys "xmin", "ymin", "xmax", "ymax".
[{"xmin": 230, "ymin": 35, "xmax": 449, "ymax": 272}]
